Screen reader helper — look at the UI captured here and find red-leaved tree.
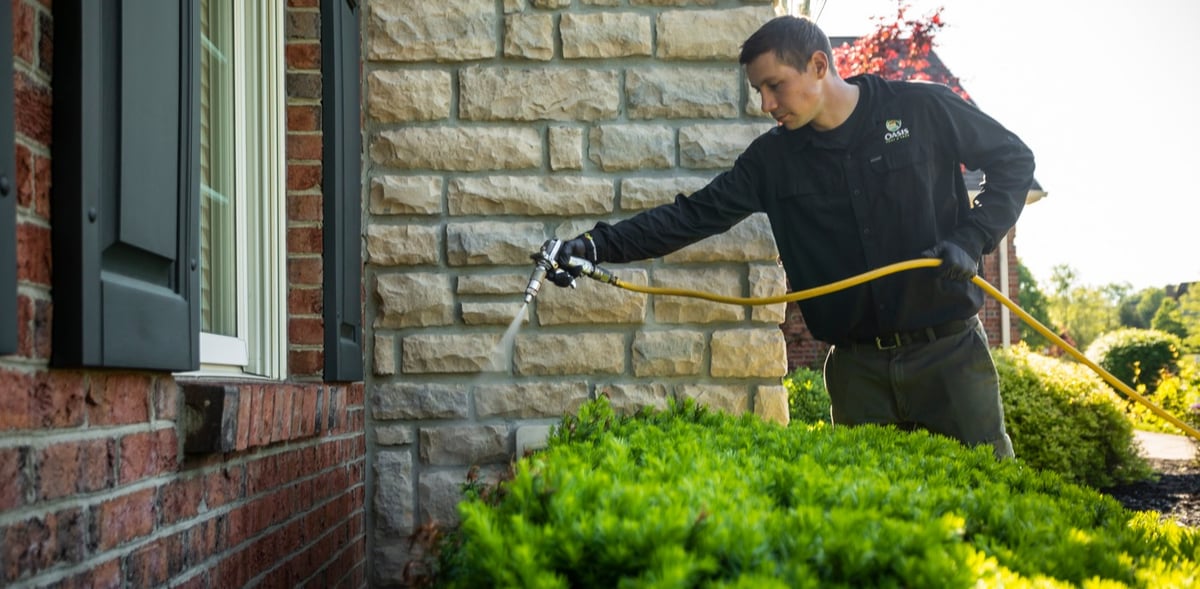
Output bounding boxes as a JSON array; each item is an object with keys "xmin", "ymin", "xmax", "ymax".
[{"xmin": 832, "ymin": 2, "xmax": 970, "ymax": 102}]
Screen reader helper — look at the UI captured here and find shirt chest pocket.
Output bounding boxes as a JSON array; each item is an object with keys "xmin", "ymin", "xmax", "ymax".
[{"xmin": 865, "ymin": 144, "xmax": 933, "ymax": 201}]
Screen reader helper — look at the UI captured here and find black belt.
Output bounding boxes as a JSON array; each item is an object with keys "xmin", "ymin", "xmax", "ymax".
[{"xmin": 840, "ymin": 319, "xmax": 972, "ymax": 351}]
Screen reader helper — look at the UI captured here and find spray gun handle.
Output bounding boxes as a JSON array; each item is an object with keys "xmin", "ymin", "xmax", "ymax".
[{"xmin": 566, "ymin": 256, "xmax": 617, "ymax": 284}]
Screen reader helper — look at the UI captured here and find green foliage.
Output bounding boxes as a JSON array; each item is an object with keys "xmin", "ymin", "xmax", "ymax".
[
  {"xmin": 1119, "ymin": 287, "xmax": 1166, "ymax": 330},
  {"xmin": 1152, "ymin": 298, "xmax": 1189, "ymax": 339},
  {"xmin": 1086, "ymin": 328, "xmax": 1183, "ymax": 393},
  {"xmin": 783, "ymin": 366, "xmax": 830, "ymax": 425},
  {"xmin": 1045, "ymin": 264, "xmax": 1121, "ymax": 351},
  {"xmin": 1125, "ymin": 356, "xmax": 1200, "ymax": 436},
  {"xmin": 440, "ymin": 397, "xmax": 1196, "ymax": 588},
  {"xmin": 994, "ymin": 345, "xmax": 1153, "ymax": 488},
  {"xmin": 1015, "ymin": 261, "xmax": 1052, "ymax": 350},
  {"xmin": 1179, "ymin": 287, "xmax": 1200, "ymax": 352}
]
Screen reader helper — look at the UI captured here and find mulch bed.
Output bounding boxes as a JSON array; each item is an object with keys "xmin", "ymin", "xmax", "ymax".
[{"xmin": 1102, "ymin": 459, "xmax": 1200, "ymax": 527}]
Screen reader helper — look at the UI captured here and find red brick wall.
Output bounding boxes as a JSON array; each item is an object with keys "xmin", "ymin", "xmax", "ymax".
[
  {"xmin": 781, "ymin": 228, "xmax": 1022, "ymax": 371},
  {"xmin": 1, "ymin": 2, "xmax": 367, "ymax": 587}
]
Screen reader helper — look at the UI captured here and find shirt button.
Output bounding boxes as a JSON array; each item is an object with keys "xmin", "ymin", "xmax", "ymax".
[
  {"xmin": 863, "ymin": 227, "xmax": 871, "ymax": 235},
  {"xmin": 852, "ymin": 189, "xmax": 861, "ymax": 195}
]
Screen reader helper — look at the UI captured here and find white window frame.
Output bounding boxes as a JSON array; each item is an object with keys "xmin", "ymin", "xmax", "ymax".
[{"xmin": 187, "ymin": 0, "xmax": 287, "ymax": 380}]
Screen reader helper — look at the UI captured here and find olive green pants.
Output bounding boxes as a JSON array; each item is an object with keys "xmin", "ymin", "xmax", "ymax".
[{"xmin": 823, "ymin": 316, "xmax": 1015, "ymax": 459}]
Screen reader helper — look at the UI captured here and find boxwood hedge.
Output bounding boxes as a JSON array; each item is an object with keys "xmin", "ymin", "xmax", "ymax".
[{"xmin": 436, "ymin": 397, "xmax": 1198, "ymax": 588}]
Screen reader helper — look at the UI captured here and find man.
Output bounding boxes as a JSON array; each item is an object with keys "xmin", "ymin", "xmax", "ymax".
[{"xmin": 553, "ymin": 15, "xmax": 1035, "ymax": 459}]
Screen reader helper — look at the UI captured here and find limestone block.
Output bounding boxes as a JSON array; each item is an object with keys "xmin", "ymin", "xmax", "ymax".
[
  {"xmin": 531, "ymin": 0, "xmax": 570, "ymax": 7},
  {"xmin": 514, "ymin": 333, "xmax": 625, "ymax": 375},
  {"xmin": 373, "ymin": 450, "xmax": 414, "ymax": 535},
  {"xmin": 376, "ymin": 424, "xmax": 415, "ymax": 446},
  {"xmin": 598, "ymin": 383, "xmax": 672, "ymax": 415},
  {"xmin": 679, "ymin": 123, "xmax": 774, "ymax": 169},
  {"xmin": 656, "ymin": 7, "xmax": 775, "ymax": 60},
  {"xmin": 663, "ymin": 213, "xmax": 779, "ymax": 262},
  {"xmin": 446, "ymin": 221, "xmax": 545, "ymax": 266},
  {"xmin": 372, "ymin": 382, "xmax": 471, "ymax": 420},
  {"xmin": 755, "ymin": 385, "xmax": 790, "ymax": 426},
  {"xmin": 375, "ymin": 273, "xmax": 454, "ymax": 328},
  {"xmin": 582, "ymin": 0, "xmax": 621, "ymax": 5},
  {"xmin": 620, "ymin": 176, "xmax": 712, "ymax": 211},
  {"xmin": 710, "ymin": 327, "xmax": 787, "ymax": 378},
  {"xmin": 460, "ymin": 67, "xmax": 620, "ymax": 121},
  {"xmin": 503, "ymin": 0, "xmax": 526, "ymax": 14},
  {"xmin": 367, "ymin": 70, "xmax": 452, "ymax": 122},
  {"xmin": 678, "ymin": 384, "xmax": 750, "ymax": 416},
  {"xmin": 457, "ymin": 272, "xmax": 528, "ymax": 295},
  {"xmin": 448, "ymin": 176, "xmax": 614, "ymax": 216},
  {"xmin": 371, "ymin": 127, "xmax": 540, "ymax": 172},
  {"xmin": 419, "ymin": 425, "xmax": 510, "ymax": 465},
  {"xmin": 652, "ymin": 267, "xmax": 743, "ymax": 324},
  {"xmin": 549, "ymin": 126, "xmax": 584, "ymax": 171},
  {"xmin": 369, "ymin": 175, "xmax": 443, "ymax": 215},
  {"xmin": 749, "ymin": 264, "xmax": 787, "ymax": 324},
  {"xmin": 504, "ymin": 14, "xmax": 554, "ymax": 60},
  {"xmin": 632, "ymin": 329, "xmax": 706, "ymax": 377},
  {"xmin": 461, "ymin": 301, "xmax": 529, "ymax": 326},
  {"xmin": 516, "ymin": 425, "xmax": 553, "ymax": 456},
  {"xmin": 401, "ymin": 333, "xmax": 505, "ymax": 374},
  {"xmin": 419, "ymin": 470, "xmax": 469, "ymax": 527},
  {"xmin": 626, "ymin": 67, "xmax": 739, "ymax": 120},
  {"xmin": 475, "ymin": 381, "xmax": 590, "ymax": 418},
  {"xmin": 633, "ymin": 0, "xmax": 718, "ymax": 5},
  {"xmin": 374, "ymin": 334, "xmax": 396, "ymax": 376},
  {"xmin": 366, "ymin": 224, "xmax": 440, "ymax": 266},
  {"xmin": 367, "ymin": 1, "xmax": 497, "ymax": 62},
  {"xmin": 560, "ymin": 13, "xmax": 652, "ymax": 59},
  {"xmin": 588, "ymin": 124, "xmax": 674, "ymax": 171},
  {"xmin": 536, "ymin": 269, "xmax": 648, "ymax": 325}
]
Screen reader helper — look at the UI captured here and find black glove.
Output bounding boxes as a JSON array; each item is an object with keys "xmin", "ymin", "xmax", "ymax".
[
  {"xmin": 921, "ymin": 240, "xmax": 978, "ymax": 281},
  {"xmin": 554, "ymin": 233, "xmax": 598, "ymax": 279}
]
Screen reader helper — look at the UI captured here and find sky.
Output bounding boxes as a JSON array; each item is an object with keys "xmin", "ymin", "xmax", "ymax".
[{"xmin": 805, "ymin": 0, "xmax": 1200, "ymax": 292}]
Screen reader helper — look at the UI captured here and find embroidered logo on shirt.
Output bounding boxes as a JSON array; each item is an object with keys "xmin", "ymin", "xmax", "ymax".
[{"xmin": 884, "ymin": 119, "xmax": 910, "ymax": 143}]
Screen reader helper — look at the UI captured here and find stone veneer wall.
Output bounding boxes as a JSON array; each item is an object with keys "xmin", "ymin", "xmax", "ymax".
[{"xmin": 360, "ymin": 0, "xmax": 790, "ymax": 583}]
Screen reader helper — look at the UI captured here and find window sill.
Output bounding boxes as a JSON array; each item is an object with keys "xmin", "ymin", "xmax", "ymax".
[{"xmin": 179, "ymin": 380, "xmax": 339, "ymax": 454}]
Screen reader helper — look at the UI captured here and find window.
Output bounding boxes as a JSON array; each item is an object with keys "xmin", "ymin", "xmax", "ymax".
[
  {"xmin": 196, "ymin": 0, "xmax": 287, "ymax": 378},
  {"xmin": 53, "ymin": 1, "xmax": 360, "ymax": 377}
]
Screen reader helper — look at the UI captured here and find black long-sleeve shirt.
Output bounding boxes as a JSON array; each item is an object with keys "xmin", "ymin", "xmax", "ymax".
[{"xmin": 588, "ymin": 74, "xmax": 1035, "ymax": 344}]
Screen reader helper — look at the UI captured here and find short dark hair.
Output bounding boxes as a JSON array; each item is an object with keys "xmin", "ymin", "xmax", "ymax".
[{"xmin": 738, "ymin": 15, "xmax": 834, "ymax": 74}]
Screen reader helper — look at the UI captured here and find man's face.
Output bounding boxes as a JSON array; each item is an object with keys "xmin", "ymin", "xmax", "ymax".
[{"xmin": 746, "ymin": 51, "xmax": 824, "ymax": 131}]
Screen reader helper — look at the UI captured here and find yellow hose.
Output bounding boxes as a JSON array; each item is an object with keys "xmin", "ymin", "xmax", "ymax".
[{"xmin": 608, "ymin": 257, "xmax": 1200, "ymax": 442}]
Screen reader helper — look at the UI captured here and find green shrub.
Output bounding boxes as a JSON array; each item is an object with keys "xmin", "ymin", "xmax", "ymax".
[
  {"xmin": 1085, "ymin": 328, "xmax": 1184, "ymax": 393},
  {"xmin": 437, "ymin": 397, "xmax": 1198, "ymax": 588},
  {"xmin": 783, "ymin": 366, "xmax": 830, "ymax": 425},
  {"xmin": 995, "ymin": 345, "xmax": 1153, "ymax": 488},
  {"xmin": 1127, "ymin": 356, "xmax": 1200, "ymax": 436}
]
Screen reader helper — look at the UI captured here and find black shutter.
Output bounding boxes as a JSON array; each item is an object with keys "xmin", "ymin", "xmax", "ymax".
[
  {"xmin": 0, "ymin": 0, "xmax": 15, "ymax": 355},
  {"xmin": 52, "ymin": 0, "xmax": 200, "ymax": 371},
  {"xmin": 321, "ymin": 0, "xmax": 363, "ymax": 382}
]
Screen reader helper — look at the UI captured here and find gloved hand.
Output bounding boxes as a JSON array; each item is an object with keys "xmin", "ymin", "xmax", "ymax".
[
  {"xmin": 921, "ymin": 240, "xmax": 978, "ymax": 281},
  {"xmin": 553, "ymin": 233, "xmax": 598, "ymax": 280}
]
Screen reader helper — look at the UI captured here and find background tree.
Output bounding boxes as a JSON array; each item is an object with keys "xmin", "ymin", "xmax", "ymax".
[
  {"xmin": 1179, "ymin": 287, "xmax": 1200, "ymax": 352},
  {"xmin": 1118, "ymin": 287, "xmax": 1166, "ymax": 329},
  {"xmin": 1151, "ymin": 297, "xmax": 1188, "ymax": 339},
  {"xmin": 832, "ymin": 2, "xmax": 970, "ymax": 101},
  {"xmin": 1016, "ymin": 261, "xmax": 1053, "ymax": 350},
  {"xmin": 1046, "ymin": 264, "xmax": 1121, "ymax": 351}
]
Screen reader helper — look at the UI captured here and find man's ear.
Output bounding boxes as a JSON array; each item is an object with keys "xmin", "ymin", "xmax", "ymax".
[{"xmin": 810, "ymin": 51, "xmax": 830, "ymax": 79}]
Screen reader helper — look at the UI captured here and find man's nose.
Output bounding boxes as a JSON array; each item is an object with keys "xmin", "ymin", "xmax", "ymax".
[{"xmin": 759, "ymin": 91, "xmax": 775, "ymax": 114}]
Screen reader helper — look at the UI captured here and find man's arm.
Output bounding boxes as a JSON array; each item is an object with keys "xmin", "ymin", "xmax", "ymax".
[
  {"xmin": 932, "ymin": 85, "xmax": 1036, "ymax": 258},
  {"xmin": 586, "ymin": 148, "xmax": 767, "ymax": 264}
]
